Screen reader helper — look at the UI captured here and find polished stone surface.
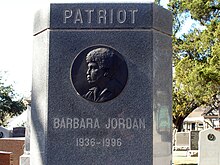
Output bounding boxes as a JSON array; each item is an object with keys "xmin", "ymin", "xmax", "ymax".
[{"xmin": 32, "ymin": 3, "xmax": 172, "ymax": 165}]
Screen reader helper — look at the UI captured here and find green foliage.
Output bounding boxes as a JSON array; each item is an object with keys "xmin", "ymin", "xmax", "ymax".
[
  {"xmin": 0, "ymin": 74, "xmax": 26, "ymax": 126},
  {"xmin": 169, "ymin": 0, "xmax": 220, "ymax": 130},
  {"xmin": 180, "ymin": 0, "xmax": 220, "ymax": 25}
]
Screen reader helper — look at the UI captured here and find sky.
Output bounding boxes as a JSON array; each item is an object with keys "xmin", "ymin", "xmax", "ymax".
[
  {"xmin": 0, "ymin": 0, "xmax": 177, "ymax": 98},
  {"xmin": 0, "ymin": 1, "xmax": 33, "ymax": 98}
]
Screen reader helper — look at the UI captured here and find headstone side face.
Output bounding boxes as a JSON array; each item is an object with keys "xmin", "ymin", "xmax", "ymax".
[
  {"xmin": 153, "ymin": 4, "xmax": 172, "ymax": 35},
  {"xmin": 153, "ymin": 29, "xmax": 172, "ymax": 164},
  {"xmin": 199, "ymin": 129, "xmax": 220, "ymax": 165},
  {"xmin": 31, "ymin": 30, "xmax": 50, "ymax": 165},
  {"xmin": 33, "ymin": 5, "xmax": 50, "ymax": 35},
  {"xmin": 32, "ymin": 3, "xmax": 172, "ymax": 165}
]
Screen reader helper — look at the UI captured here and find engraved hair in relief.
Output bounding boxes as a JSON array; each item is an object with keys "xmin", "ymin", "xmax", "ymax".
[
  {"xmin": 86, "ymin": 48, "xmax": 114, "ymax": 79},
  {"xmin": 71, "ymin": 46, "xmax": 128, "ymax": 103},
  {"xmin": 84, "ymin": 47, "xmax": 120, "ymax": 102}
]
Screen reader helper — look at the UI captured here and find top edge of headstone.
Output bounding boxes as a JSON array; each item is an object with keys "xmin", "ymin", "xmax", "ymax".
[{"xmin": 33, "ymin": 3, "xmax": 172, "ymax": 35}]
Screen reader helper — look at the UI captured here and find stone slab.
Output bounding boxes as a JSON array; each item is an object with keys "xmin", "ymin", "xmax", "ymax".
[
  {"xmin": 190, "ymin": 131, "xmax": 199, "ymax": 150},
  {"xmin": 20, "ymin": 154, "xmax": 30, "ymax": 165},
  {"xmin": 199, "ymin": 129, "xmax": 220, "ymax": 165},
  {"xmin": 175, "ymin": 132, "xmax": 190, "ymax": 148}
]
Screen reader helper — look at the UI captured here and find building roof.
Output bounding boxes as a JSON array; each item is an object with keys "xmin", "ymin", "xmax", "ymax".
[{"xmin": 184, "ymin": 107, "xmax": 208, "ymax": 123}]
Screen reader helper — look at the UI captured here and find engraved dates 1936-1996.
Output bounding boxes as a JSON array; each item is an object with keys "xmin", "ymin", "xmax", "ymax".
[
  {"xmin": 71, "ymin": 45, "xmax": 128, "ymax": 103},
  {"xmin": 76, "ymin": 138, "xmax": 122, "ymax": 147}
]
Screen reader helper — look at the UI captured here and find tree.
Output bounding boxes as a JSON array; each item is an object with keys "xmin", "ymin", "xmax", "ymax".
[
  {"xmin": 0, "ymin": 74, "xmax": 26, "ymax": 126},
  {"xmin": 168, "ymin": 0, "xmax": 220, "ymax": 131}
]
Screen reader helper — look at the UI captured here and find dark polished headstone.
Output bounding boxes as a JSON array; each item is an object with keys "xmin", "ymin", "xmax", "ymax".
[
  {"xmin": 32, "ymin": 3, "xmax": 172, "ymax": 165},
  {"xmin": 13, "ymin": 127, "xmax": 25, "ymax": 137},
  {"xmin": 190, "ymin": 131, "xmax": 199, "ymax": 150}
]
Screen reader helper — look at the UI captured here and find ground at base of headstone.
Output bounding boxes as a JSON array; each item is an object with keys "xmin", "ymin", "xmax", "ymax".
[{"xmin": 173, "ymin": 151, "xmax": 198, "ymax": 165}]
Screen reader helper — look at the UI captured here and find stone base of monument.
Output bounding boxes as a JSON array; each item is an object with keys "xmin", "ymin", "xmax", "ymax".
[{"xmin": 20, "ymin": 153, "xmax": 30, "ymax": 165}]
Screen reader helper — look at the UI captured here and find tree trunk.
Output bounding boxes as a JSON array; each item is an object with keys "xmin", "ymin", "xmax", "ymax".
[{"xmin": 173, "ymin": 116, "xmax": 185, "ymax": 132}]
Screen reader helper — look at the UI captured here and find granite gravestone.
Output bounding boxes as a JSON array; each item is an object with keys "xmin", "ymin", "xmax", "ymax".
[
  {"xmin": 190, "ymin": 130, "xmax": 199, "ymax": 150},
  {"xmin": 175, "ymin": 132, "xmax": 189, "ymax": 150},
  {"xmin": 32, "ymin": 3, "xmax": 172, "ymax": 165},
  {"xmin": 199, "ymin": 129, "xmax": 220, "ymax": 165},
  {"xmin": 12, "ymin": 127, "xmax": 25, "ymax": 137}
]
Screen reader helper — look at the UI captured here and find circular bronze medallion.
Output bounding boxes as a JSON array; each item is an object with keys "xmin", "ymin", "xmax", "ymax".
[{"xmin": 71, "ymin": 45, "xmax": 128, "ymax": 103}]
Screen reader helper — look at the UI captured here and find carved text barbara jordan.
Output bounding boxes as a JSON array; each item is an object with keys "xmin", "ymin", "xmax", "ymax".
[{"xmin": 53, "ymin": 117, "xmax": 146, "ymax": 129}]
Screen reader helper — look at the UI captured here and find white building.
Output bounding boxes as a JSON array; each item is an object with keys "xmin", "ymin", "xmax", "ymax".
[{"xmin": 182, "ymin": 106, "xmax": 219, "ymax": 132}]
